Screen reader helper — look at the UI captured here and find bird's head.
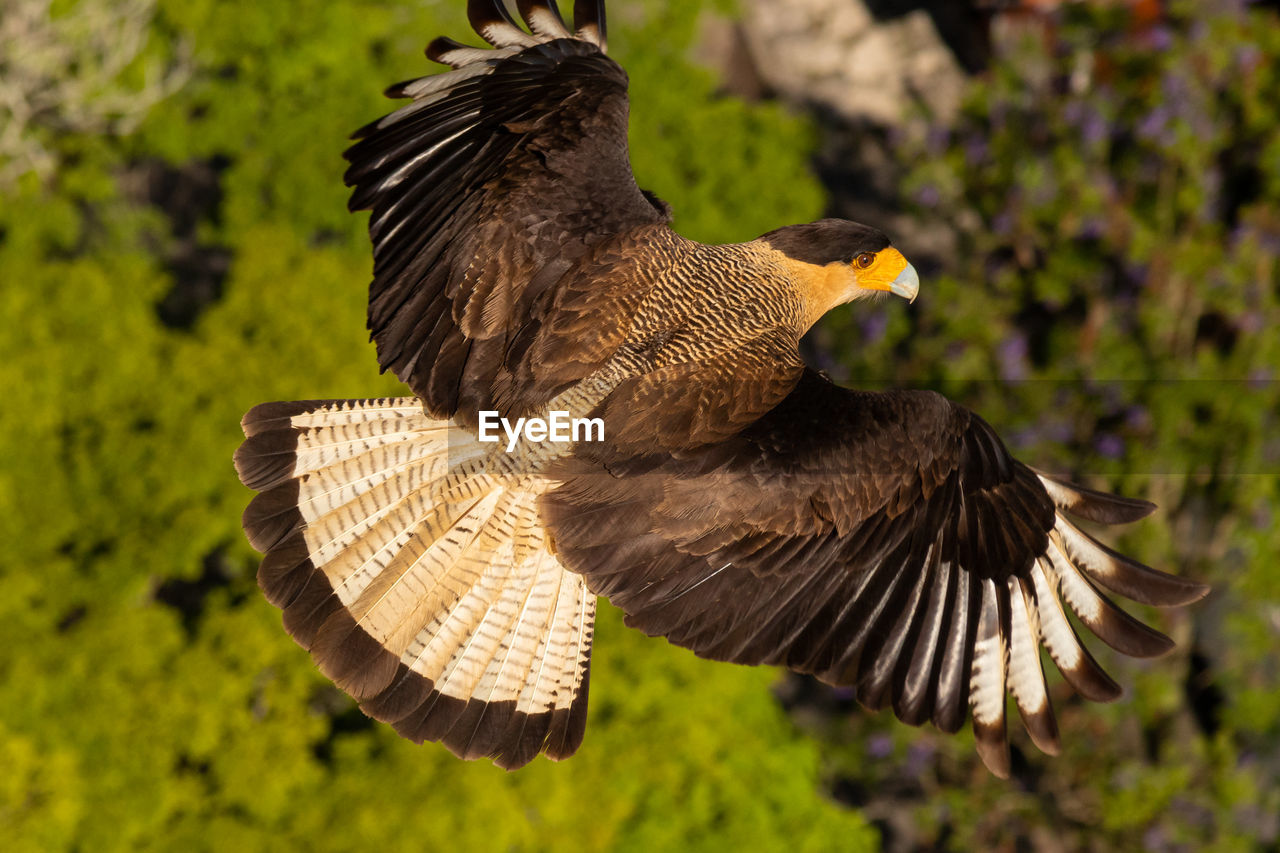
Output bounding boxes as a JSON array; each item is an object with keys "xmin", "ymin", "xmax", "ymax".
[{"xmin": 760, "ymin": 218, "xmax": 919, "ymax": 329}]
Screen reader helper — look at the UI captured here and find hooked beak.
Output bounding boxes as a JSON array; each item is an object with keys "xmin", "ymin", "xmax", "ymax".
[
  {"xmin": 889, "ymin": 263, "xmax": 919, "ymax": 303},
  {"xmin": 855, "ymin": 247, "xmax": 920, "ymax": 303}
]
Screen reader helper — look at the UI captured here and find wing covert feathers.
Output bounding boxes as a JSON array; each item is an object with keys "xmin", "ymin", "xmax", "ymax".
[
  {"xmin": 235, "ymin": 398, "xmax": 593, "ymax": 769},
  {"xmin": 544, "ymin": 375, "xmax": 1209, "ymax": 778}
]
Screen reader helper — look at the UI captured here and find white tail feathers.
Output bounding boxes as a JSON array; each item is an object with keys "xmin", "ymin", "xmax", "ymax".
[{"xmin": 235, "ymin": 398, "xmax": 593, "ymax": 769}]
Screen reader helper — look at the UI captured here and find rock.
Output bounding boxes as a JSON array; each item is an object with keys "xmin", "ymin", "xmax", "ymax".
[{"xmin": 728, "ymin": 0, "xmax": 971, "ymax": 126}]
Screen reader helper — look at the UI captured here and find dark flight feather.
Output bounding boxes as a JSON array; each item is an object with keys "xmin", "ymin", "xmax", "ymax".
[
  {"xmin": 542, "ymin": 369, "xmax": 1208, "ymax": 777},
  {"xmin": 345, "ymin": 7, "xmax": 669, "ymax": 422}
]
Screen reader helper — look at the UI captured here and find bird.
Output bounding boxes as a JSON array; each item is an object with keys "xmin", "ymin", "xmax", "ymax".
[{"xmin": 233, "ymin": 0, "xmax": 1208, "ymax": 777}]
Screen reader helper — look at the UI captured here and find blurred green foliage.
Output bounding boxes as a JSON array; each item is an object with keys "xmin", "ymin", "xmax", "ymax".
[
  {"xmin": 804, "ymin": 1, "xmax": 1280, "ymax": 849},
  {"xmin": 0, "ymin": 0, "xmax": 866, "ymax": 850}
]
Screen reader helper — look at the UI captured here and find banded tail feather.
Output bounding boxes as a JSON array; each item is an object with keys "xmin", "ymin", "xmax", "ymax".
[{"xmin": 234, "ymin": 398, "xmax": 593, "ymax": 769}]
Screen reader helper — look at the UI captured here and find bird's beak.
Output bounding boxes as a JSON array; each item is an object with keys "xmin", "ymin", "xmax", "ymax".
[
  {"xmin": 855, "ymin": 247, "xmax": 920, "ymax": 303},
  {"xmin": 889, "ymin": 263, "xmax": 919, "ymax": 303}
]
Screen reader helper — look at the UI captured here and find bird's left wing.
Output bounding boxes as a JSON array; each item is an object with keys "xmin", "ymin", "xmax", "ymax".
[
  {"xmin": 542, "ymin": 369, "xmax": 1208, "ymax": 776},
  {"xmin": 345, "ymin": 0, "xmax": 672, "ymax": 422}
]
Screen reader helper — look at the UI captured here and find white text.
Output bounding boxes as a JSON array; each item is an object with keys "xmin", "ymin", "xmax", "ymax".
[{"xmin": 477, "ymin": 410, "xmax": 605, "ymax": 452}]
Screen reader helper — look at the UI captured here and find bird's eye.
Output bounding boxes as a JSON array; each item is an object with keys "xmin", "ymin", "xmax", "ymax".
[{"xmin": 856, "ymin": 252, "xmax": 876, "ymax": 269}]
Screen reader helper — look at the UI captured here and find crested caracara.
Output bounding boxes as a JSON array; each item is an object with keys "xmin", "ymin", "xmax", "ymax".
[{"xmin": 234, "ymin": 0, "xmax": 1207, "ymax": 777}]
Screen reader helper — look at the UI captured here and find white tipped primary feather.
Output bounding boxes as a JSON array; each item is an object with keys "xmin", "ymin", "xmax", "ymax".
[
  {"xmin": 434, "ymin": 45, "xmax": 521, "ymax": 68},
  {"xmin": 1031, "ymin": 557, "xmax": 1083, "ymax": 672},
  {"xmin": 524, "ymin": 6, "xmax": 572, "ymax": 39},
  {"xmin": 969, "ymin": 581, "xmax": 1008, "ymax": 727},
  {"xmin": 1054, "ymin": 512, "xmax": 1123, "ymax": 586},
  {"xmin": 1045, "ymin": 530, "xmax": 1104, "ymax": 624},
  {"xmin": 574, "ymin": 23, "xmax": 603, "ymax": 48},
  {"xmin": 379, "ymin": 70, "xmax": 494, "ymax": 128},
  {"xmin": 479, "ymin": 21, "xmax": 539, "ymax": 49},
  {"xmin": 398, "ymin": 65, "xmax": 491, "ymax": 100},
  {"xmin": 1036, "ymin": 475, "xmax": 1078, "ymax": 511},
  {"xmin": 1006, "ymin": 576, "xmax": 1049, "ymax": 716}
]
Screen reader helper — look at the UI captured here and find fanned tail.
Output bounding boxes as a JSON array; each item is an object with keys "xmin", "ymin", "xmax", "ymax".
[{"xmin": 234, "ymin": 398, "xmax": 593, "ymax": 769}]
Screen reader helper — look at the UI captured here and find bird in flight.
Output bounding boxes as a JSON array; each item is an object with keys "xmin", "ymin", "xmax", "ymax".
[{"xmin": 234, "ymin": 0, "xmax": 1207, "ymax": 777}]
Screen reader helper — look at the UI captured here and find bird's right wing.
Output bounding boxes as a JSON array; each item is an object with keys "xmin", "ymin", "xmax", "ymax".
[
  {"xmin": 543, "ymin": 369, "xmax": 1208, "ymax": 776},
  {"xmin": 345, "ymin": 0, "xmax": 672, "ymax": 422}
]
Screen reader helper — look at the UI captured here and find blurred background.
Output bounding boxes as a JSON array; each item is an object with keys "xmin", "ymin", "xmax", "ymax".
[{"xmin": 2, "ymin": 0, "xmax": 1278, "ymax": 849}]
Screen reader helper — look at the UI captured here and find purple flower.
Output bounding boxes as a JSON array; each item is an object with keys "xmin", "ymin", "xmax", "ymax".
[
  {"xmin": 1236, "ymin": 43, "xmax": 1262, "ymax": 71},
  {"xmin": 926, "ymin": 127, "xmax": 949, "ymax": 156},
  {"xmin": 1078, "ymin": 217, "xmax": 1105, "ymax": 240},
  {"xmin": 1248, "ymin": 367, "xmax": 1272, "ymax": 389},
  {"xmin": 904, "ymin": 740, "xmax": 936, "ymax": 777},
  {"xmin": 1145, "ymin": 26, "xmax": 1175, "ymax": 51},
  {"xmin": 1095, "ymin": 433, "xmax": 1125, "ymax": 460},
  {"xmin": 1143, "ymin": 824, "xmax": 1170, "ymax": 853},
  {"xmin": 1007, "ymin": 428, "xmax": 1035, "ymax": 450},
  {"xmin": 992, "ymin": 211, "xmax": 1015, "ymax": 237},
  {"xmin": 1136, "ymin": 105, "xmax": 1173, "ymax": 145},
  {"xmin": 997, "ymin": 333, "xmax": 1029, "ymax": 382},
  {"xmin": 1081, "ymin": 109, "xmax": 1109, "ymax": 147},
  {"xmin": 1041, "ymin": 418, "xmax": 1074, "ymax": 445},
  {"xmin": 1159, "ymin": 70, "xmax": 1191, "ymax": 105},
  {"xmin": 1123, "ymin": 260, "xmax": 1150, "ymax": 287},
  {"xmin": 860, "ymin": 311, "xmax": 888, "ymax": 345},
  {"xmin": 1125, "ymin": 405, "xmax": 1152, "ymax": 431},
  {"xmin": 914, "ymin": 184, "xmax": 941, "ymax": 208},
  {"xmin": 965, "ymin": 138, "xmax": 989, "ymax": 167},
  {"xmin": 867, "ymin": 734, "xmax": 893, "ymax": 760}
]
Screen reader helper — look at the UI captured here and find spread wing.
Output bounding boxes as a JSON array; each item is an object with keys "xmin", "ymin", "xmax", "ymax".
[
  {"xmin": 344, "ymin": 0, "xmax": 670, "ymax": 421},
  {"xmin": 543, "ymin": 369, "xmax": 1209, "ymax": 777}
]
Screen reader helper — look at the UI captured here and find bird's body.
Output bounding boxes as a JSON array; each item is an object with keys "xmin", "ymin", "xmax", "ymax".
[{"xmin": 234, "ymin": 0, "xmax": 1206, "ymax": 776}]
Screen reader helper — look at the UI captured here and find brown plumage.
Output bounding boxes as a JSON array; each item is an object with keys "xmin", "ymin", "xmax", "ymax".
[{"xmin": 233, "ymin": 0, "xmax": 1207, "ymax": 776}]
